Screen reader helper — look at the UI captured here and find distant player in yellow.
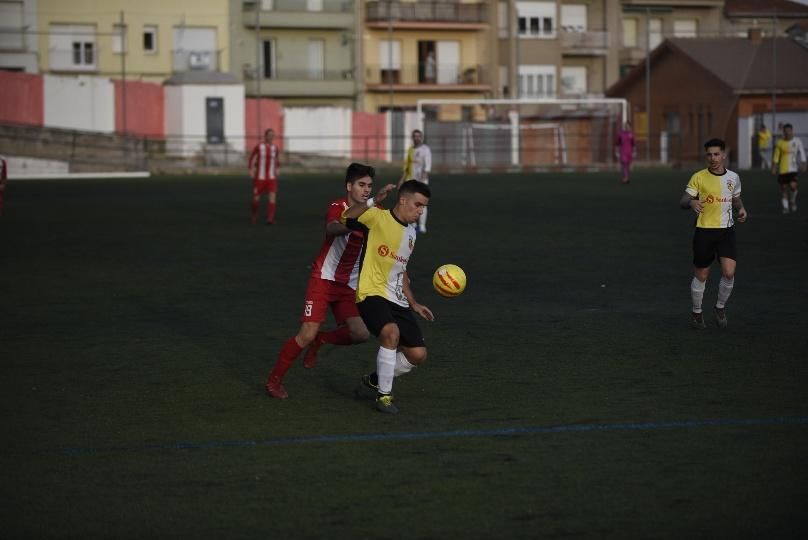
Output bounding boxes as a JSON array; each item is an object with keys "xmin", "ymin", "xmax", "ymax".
[
  {"xmin": 679, "ymin": 138, "xmax": 747, "ymax": 330},
  {"xmin": 399, "ymin": 129, "xmax": 432, "ymax": 233},
  {"xmin": 342, "ymin": 180, "xmax": 434, "ymax": 414},
  {"xmin": 757, "ymin": 124, "xmax": 772, "ymax": 169},
  {"xmin": 771, "ymin": 123, "xmax": 806, "ymax": 214}
]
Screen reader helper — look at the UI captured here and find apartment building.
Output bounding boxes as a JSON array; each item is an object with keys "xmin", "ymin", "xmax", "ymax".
[
  {"xmin": 33, "ymin": 0, "xmax": 230, "ymax": 82},
  {"xmin": 235, "ymin": 0, "xmax": 358, "ymax": 107},
  {"xmin": 360, "ymin": 0, "xmax": 495, "ymax": 112}
]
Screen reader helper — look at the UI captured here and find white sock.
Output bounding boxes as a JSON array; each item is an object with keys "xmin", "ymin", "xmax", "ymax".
[
  {"xmin": 691, "ymin": 277, "xmax": 706, "ymax": 313},
  {"xmin": 782, "ymin": 197, "xmax": 790, "ymax": 210},
  {"xmin": 418, "ymin": 207, "xmax": 428, "ymax": 231},
  {"xmin": 790, "ymin": 190, "xmax": 798, "ymax": 204},
  {"xmin": 393, "ymin": 351, "xmax": 415, "ymax": 377},
  {"xmin": 715, "ymin": 277, "xmax": 734, "ymax": 309},
  {"xmin": 376, "ymin": 346, "xmax": 397, "ymax": 394}
]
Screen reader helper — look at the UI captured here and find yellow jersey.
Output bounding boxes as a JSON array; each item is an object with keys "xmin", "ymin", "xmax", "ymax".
[
  {"xmin": 685, "ymin": 168, "xmax": 741, "ymax": 228},
  {"xmin": 757, "ymin": 129, "xmax": 771, "ymax": 149},
  {"xmin": 402, "ymin": 144, "xmax": 432, "ymax": 182},
  {"xmin": 343, "ymin": 207, "xmax": 417, "ymax": 307},
  {"xmin": 773, "ymin": 137, "xmax": 806, "ymax": 174}
]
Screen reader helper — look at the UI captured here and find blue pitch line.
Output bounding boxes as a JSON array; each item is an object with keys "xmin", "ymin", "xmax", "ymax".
[{"xmin": 60, "ymin": 416, "xmax": 808, "ymax": 456}]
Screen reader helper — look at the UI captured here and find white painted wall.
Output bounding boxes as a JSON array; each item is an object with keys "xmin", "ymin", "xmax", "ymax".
[
  {"xmin": 43, "ymin": 74, "xmax": 114, "ymax": 133},
  {"xmin": 164, "ymin": 84, "xmax": 245, "ymax": 157},
  {"xmin": 284, "ymin": 107, "xmax": 352, "ymax": 157}
]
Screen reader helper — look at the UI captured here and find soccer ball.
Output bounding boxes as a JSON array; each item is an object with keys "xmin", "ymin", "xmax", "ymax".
[{"xmin": 432, "ymin": 264, "xmax": 467, "ymax": 297}]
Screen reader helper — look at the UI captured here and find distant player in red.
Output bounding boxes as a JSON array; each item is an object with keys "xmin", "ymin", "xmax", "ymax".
[
  {"xmin": 265, "ymin": 163, "xmax": 378, "ymax": 399},
  {"xmin": 248, "ymin": 128, "xmax": 280, "ymax": 224},
  {"xmin": 0, "ymin": 156, "xmax": 7, "ymax": 217}
]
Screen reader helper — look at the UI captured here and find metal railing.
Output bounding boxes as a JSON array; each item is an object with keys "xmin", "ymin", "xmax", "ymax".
[
  {"xmin": 243, "ymin": 0, "xmax": 352, "ymax": 13},
  {"xmin": 366, "ymin": 1, "xmax": 488, "ymax": 23},
  {"xmin": 364, "ymin": 63, "xmax": 488, "ymax": 85},
  {"xmin": 560, "ymin": 29, "xmax": 609, "ymax": 51}
]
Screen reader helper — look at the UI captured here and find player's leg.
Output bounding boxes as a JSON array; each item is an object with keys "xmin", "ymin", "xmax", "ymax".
[
  {"xmin": 267, "ymin": 180, "xmax": 278, "ymax": 224},
  {"xmin": 266, "ymin": 279, "xmax": 328, "ymax": 398},
  {"xmin": 393, "ymin": 307, "xmax": 428, "ymax": 377},
  {"xmin": 690, "ymin": 228, "xmax": 713, "ymax": 329},
  {"xmin": 303, "ymin": 288, "xmax": 369, "ymax": 368},
  {"xmin": 251, "ymin": 181, "xmax": 264, "ymax": 224},
  {"xmin": 789, "ymin": 177, "xmax": 798, "ymax": 212},
  {"xmin": 713, "ymin": 228, "xmax": 738, "ymax": 328},
  {"xmin": 779, "ymin": 177, "xmax": 790, "ymax": 214},
  {"xmin": 357, "ymin": 297, "xmax": 400, "ymax": 413}
]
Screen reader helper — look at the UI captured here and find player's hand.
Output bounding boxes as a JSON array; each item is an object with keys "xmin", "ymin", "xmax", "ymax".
[
  {"xmin": 412, "ymin": 303, "xmax": 434, "ymax": 322},
  {"xmin": 375, "ymin": 183, "xmax": 397, "ymax": 203},
  {"xmin": 737, "ymin": 207, "xmax": 747, "ymax": 223},
  {"xmin": 689, "ymin": 199, "xmax": 704, "ymax": 214}
]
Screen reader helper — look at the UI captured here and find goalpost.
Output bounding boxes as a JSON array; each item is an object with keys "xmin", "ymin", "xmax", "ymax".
[{"xmin": 416, "ymin": 98, "xmax": 628, "ymax": 169}]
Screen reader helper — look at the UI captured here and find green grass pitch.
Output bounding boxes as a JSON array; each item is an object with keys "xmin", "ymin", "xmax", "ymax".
[{"xmin": 1, "ymin": 169, "xmax": 806, "ymax": 538}]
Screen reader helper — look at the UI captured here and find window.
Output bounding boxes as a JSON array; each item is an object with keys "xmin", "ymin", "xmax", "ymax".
[
  {"xmin": 499, "ymin": 65, "xmax": 509, "ymax": 96},
  {"xmin": 262, "ymin": 39, "xmax": 275, "ymax": 78},
  {"xmin": 112, "ymin": 24, "xmax": 127, "ymax": 54},
  {"xmin": 379, "ymin": 40, "xmax": 401, "ymax": 83},
  {"xmin": 143, "ymin": 25, "xmax": 157, "ymax": 53},
  {"xmin": 50, "ymin": 24, "xmax": 96, "ymax": 70},
  {"xmin": 0, "ymin": 1, "xmax": 24, "ymax": 50},
  {"xmin": 498, "ymin": 2, "xmax": 509, "ymax": 38},
  {"xmin": 308, "ymin": 38, "xmax": 324, "ymax": 79},
  {"xmin": 623, "ymin": 18, "xmax": 637, "ymax": 47},
  {"xmin": 518, "ymin": 65, "xmax": 556, "ymax": 98},
  {"xmin": 673, "ymin": 19, "xmax": 697, "ymax": 38},
  {"xmin": 648, "ymin": 18, "xmax": 662, "ymax": 49},
  {"xmin": 260, "ymin": 0, "xmax": 274, "ymax": 9},
  {"xmin": 307, "ymin": 0, "xmax": 323, "ymax": 11},
  {"xmin": 561, "ymin": 5, "xmax": 586, "ymax": 32},
  {"xmin": 561, "ymin": 66, "xmax": 587, "ymax": 95},
  {"xmin": 516, "ymin": 2, "xmax": 555, "ymax": 38}
]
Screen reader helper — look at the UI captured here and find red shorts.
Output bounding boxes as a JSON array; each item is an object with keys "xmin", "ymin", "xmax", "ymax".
[
  {"xmin": 300, "ymin": 276, "xmax": 359, "ymax": 324},
  {"xmin": 253, "ymin": 178, "xmax": 278, "ymax": 196}
]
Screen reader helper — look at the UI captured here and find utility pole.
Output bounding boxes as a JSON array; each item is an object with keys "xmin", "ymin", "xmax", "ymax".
[
  {"xmin": 255, "ymin": 3, "xmax": 262, "ymax": 145},
  {"xmin": 120, "ymin": 11, "xmax": 127, "ymax": 139},
  {"xmin": 645, "ymin": 7, "xmax": 651, "ymax": 162}
]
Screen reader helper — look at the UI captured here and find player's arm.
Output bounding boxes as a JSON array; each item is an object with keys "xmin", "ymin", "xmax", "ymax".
[
  {"xmin": 402, "ymin": 272, "xmax": 434, "ymax": 322},
  {"xmin": 399, "ymin": 148, "xmax": 412, "ymax": 186},
  {"xmin": 342, "ymin": 183, "xmax": 396, "ymax": 222},
  {"xmin": 732, "ymin": 195, "xmax": 747, "ymax": 223},
  {"xmin": 423, "ymin": 146, "xmax": 432, "ymax": 181},
  {"xmin": 771, "ymin": 144, "xmax": 781, "ymax": 175},
  {"xmin": 798, "ymin": 140, "xmax": 807, "ymax": 172},
  {"xmin": 679, "ymin": 191, "xmax": 702, "ymax": 213},
  {"xmin": 325, "ymin": 220, "xmax": 350, "ymax": 236}
]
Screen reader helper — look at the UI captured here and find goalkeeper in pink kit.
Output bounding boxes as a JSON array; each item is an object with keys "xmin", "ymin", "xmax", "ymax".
[{"xmin": 616, "ymin": 121, "xmax": 636, "ymax": 184}]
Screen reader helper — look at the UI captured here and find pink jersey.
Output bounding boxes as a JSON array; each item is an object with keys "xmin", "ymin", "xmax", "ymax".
[
  {"xmin": 249, "ymin": 143, "xmax": 280, "ymax": 181},
  {"xmin": 616, "ymin": 129, "xmax": 635, "ymax": 162},
  {"xmin": 309, "ymin": 198, "xmax": 365, "ymax": 289}
]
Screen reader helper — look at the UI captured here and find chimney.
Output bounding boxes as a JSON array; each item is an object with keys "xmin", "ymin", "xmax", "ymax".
[{"xmin": 748, "ymin": 27, "xmax": 763, "ymax": 44}]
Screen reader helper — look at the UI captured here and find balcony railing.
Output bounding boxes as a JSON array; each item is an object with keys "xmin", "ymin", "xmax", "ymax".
[
  {"xmin": 365, "ymin": 63, "xmax": 488, "ymax": 86},
  {"xmin": 245, "ymin": 67, "xmax": 354, "ymax": 81},
  {"xmin": 243, "ymin": 0, "xmax": 352, "ymax": 13},
  {"xmin": 560, "ymin": 29, "xmax": 609, "ymax": 51},
  {"xmin": 366, "ymin": 1, "xmax": 487, "ymax": 23}
]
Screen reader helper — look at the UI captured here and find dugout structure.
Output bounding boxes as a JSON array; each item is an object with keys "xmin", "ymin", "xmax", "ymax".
[{"xmin": 417, "ymin": 98, "xmax": 628, "ymax": 169}]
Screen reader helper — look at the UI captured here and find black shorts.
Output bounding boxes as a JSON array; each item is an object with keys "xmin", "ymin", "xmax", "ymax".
[
  {"xmin": 693, "ymin": 226, "xmax": 736, "ymax": 268},
  {"xmin": 777, "ymin": 172, "xmax": 798, "ymax": 185},
  {"xmin": 358, "ymin": 296, "xmax": 426, "ymax": 348}
]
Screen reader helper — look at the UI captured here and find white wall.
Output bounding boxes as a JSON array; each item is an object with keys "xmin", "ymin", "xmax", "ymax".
[
  {"xmin": 43, "ymin": 74, "xmax": 114, "ymax": 133},
  {"xmin": 284, "ymin": 107, "xmax": 352, "ymax": 157},
  {"xmin": 164, "ymin": 84, "xmax": 245, "ymax": 157}
]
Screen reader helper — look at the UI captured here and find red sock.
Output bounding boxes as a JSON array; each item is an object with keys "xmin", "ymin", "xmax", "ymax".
[
  {"xmin": 267, "ymin": 202, "xmax": 277, "ymax": 223},
  {"xmin": 269, "ymin": 337, "xmax": 303, "ymax": 380},
  {"xmin": 319, "ymin": 326, "xmax": 354, "ymax": 346},
  {"xmin": 250, "ymin": 199, "xmax": 258, "ymax": 223}
]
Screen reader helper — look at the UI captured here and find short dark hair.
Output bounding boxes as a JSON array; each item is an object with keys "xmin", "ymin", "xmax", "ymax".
[
  {"xmin": 399, "ymin": 179, "xmax": 431, "ymax": 198},
  {"xmin": 265, "ymin": 128, "xmax": 274, "ymax": 136},
  {"xmin": 784, "ymin": 123, "xmax": 793, "ymax": 130},
  {"xmin": 704, "ymin": 138, "xmax": 725, "ymax": 151},
  {"xmin": 345, "ymin": 162, "xmax": 375, "ymax": 184},
  {"xmin": 412, "ymin": 129, "xmax": 423, "ymax": 136}
]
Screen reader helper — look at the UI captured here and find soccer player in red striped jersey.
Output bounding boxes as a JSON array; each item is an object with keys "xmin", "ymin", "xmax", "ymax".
[
  {"xmin": 248, "ymin": 128, "xmax": 281, "ymax": 224},
  {"xmin": 0, "ymin": 155, "xmax": 7, "ymax": 217},
  {"xmin": 265, "ymin": 163, "xmax": 377, "ymax": 399}
]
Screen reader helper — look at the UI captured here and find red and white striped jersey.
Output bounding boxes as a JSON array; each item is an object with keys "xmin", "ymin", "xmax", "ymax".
[
  {"xmin": 310, "ymin": 198, "xmax": 365, "ymax": 289},
  {"xmin": 249, "ymin": 143, "xmax": 280, "ymax": 181}
]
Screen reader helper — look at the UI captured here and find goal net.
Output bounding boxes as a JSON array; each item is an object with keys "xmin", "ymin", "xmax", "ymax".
[{"xmin": 417, "ymin": 98, "xmax": 627, "ymax": 169}]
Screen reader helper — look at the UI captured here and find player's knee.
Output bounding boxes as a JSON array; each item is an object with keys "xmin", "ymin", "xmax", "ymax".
[
  {"xmin": 351, "ymin": 327, "xmax": 370, "ymax": 343},
  {"xmin": 408, "ymin": 348, "xmax": 427, "ymax": 365},
  {"xmin": 379, "ymin": 324, "xmax": 399, "ymax": 348}
]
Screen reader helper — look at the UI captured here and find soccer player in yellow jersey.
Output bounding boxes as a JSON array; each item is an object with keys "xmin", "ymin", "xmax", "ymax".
[
  {"xmin": 680, "ymin": 138, "xmax": 747, "ymax": 329},
  {"xmin": 771, "ymin": 123, "xmax": 806, "ymax": 214},
  {"xmin": 342, "ymin": 180, "xmax": 434, "ymax": 414},
  {"xmin": 399, "ymin": 129, "xmax": 432, "ymax": 233}
]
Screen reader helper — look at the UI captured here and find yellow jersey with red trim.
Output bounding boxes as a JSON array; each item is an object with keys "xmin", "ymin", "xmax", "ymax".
[
  {"xmin": 685, "ymin": 168, "xmax": 741, "ymax": 228},
  {"xmin": 343, "ymin": 207, "xmax": 417, "ymax": 307}
]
